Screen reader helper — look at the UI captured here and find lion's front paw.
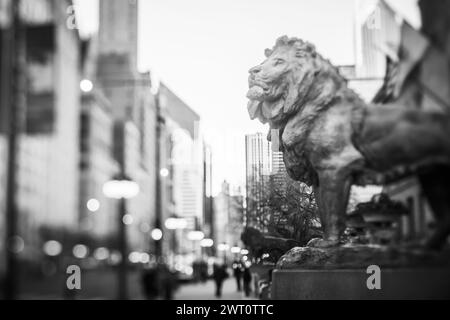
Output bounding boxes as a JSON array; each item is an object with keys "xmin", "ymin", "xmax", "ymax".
[{"xmin": 307, "ymin": 238, "xmax": 340, "ymax": 248}]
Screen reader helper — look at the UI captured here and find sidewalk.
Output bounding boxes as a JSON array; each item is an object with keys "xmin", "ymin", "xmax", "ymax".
[
  {"xmin": 18, "ymin": 269, "xmax": 257, "ymax": 300},
  {"xmin": 175, "ymin": 279, "xmax": 256, "ymax": 300}
]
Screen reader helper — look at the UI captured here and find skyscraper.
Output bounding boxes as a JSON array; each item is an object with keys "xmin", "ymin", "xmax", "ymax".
[
  {"xmin": 90, "ymin": 0, "xmax": 157, "ymax": 252},
  {"xmin": 78, "ymin": 90, "xmax": 118, "ymax": 237},
  {"xmin": 213, "ymin": 181, "xmax": 244, "ymax": 251},
  {"xmin": 158, "ymin": 83, "xmax": 204, "ymax": 258},
  {"xmin": 97, "ymin": 0, "xmax": 145, "ymax": 123},
  {"xmin": 245, "ymin": 133, "xmax": 272, "ymax": 229},
  {"xmin": 352, "ymin": 0, "xmax": 399, "ymax": 101},
  {"xmin": 99, "ymin": 0, "xmax": 138, "ymax": 73},
  {"xmin": 271, "ymin": 150, "xmax": 286, "ymax": 185}
]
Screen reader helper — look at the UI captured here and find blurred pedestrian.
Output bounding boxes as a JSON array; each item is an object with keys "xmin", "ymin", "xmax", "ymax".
[
  {"xmin": 199, "ymin": 260, "xmax": 208, "ymax": 283},
  {"xmin": 243, "ymin": 264, "xmax": 252, "ymax": 297},
  {"xmin": 158, "ymin": 263, "xmax": 177, "ymax": 300},
  {"xmin": 141, "ymin": 264, "xmax": 159, "ymax": 300},
  {"xmin": 192, "ymin": 260, "xmax": 201, "ymax": 282},
  {"xmin": 232, "ymin": 260, "xmax": 242, "ymax": 292},
  {"xmin": 213, "ymin": 263, "xmax": 228, "ymax": 298}
]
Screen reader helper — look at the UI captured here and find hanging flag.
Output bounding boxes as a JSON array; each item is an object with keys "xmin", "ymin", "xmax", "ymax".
[
  {"xmin": 20, "ymin": 0, "xmax": 52, "ymax": 26},
  {"xmin": 25, "ymin": 23, "xmax": 56, "ymax": 134},
  {"xmin": 0, "ymin": 0, "xmax": 11, "ymax": 133},
  {"xmin": 393, "ymin": 22, "xmax": 429, "ymax": 98},
  {"xmin": 0, "ymin": 0, "xmax": 11, "ymax": 28},
  {"xmin": 419, "ymin": 45, "xmax": 450, "ymax": 112}
]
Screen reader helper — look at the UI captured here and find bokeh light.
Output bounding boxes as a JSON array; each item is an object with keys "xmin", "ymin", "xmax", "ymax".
[
  {"xmin": 80, "ymin": 79, "xmax": 93, "ymax": 93},
  {"xmin": 217, "ymin": 243, "xmax": 229, "ymax": 251},
  {"xmin": 151, "ymin": 228, "xmax": 163, "ymax": 241},
  {"xmin": 94, "ymin": 247, "xmax": 109, "ymax": 260},
  {"xmin": 187, "ymin": 231, "xmax": 205, "ymax": 241},
  {"xmin": 160, "ymin": 168, "xmax": 169, "ymax": 177},
  {"xmin": 165, "ymin": 217, "xmax": 187, "ymax": 230},
  {"xmin": 122, "ymin": 214, "xmax": 134, "ymax": 225},
  {"xmin": 240, "ymin": 249, "xmax": 249, "ymax": 255},
  {"xmin": 86, "ymin": 198, "xmax": 100, "ymax": 212},
  {"xmin": 8, "ymin": 236, "xmax": 25, "ymax": 254},
  {"xmin": 103, "ymin": 179, "xmax": 139, "ymax": 199},
  {"xmin": 73, "ymin": 244, "xmax": 89, "ymax": 259},
  {"xmin": 43, "ymin": 240, "xmax": 63, "ymax": 257},
  {"xmin": 231, "ymin": 246, "xmax": 241, "ymax": 254},
  {"xmin": 128, "ymin": 251, "xmax": 141, "ymax": 263},
  {"xmin": 200, "ymin": 238, "xmax": 214, "ymax": 247}
]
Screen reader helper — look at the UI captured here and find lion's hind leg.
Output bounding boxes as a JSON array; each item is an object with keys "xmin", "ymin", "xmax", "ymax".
[{"xmin": 418, "ymin": 165, "xmax": 450, "ymax": 250}]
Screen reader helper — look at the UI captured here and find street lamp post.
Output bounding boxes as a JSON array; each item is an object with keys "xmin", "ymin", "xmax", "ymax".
[
  {"xmin": 200, "ymin": 238, "xmax": 214, "ymax": 258},
  {"xmin": 118, "ymin": 196, "xmax": 127, "ymax": 300},
  {"xmin": 153, "ymin": 82, "xmax": 164, "ymax": 259},
  {"xmin": 103, "ymin": 174, "xmax": 139, "ymax": 300},
  {"xmin": 4, "ymin": 0, "xmax": 25, "ymax": 300},
  {"xmin": 165, "ymin": 216, "xmax": 187, "ymax": 266},
  {"xmin": 218, "ymin": 243, "xmax": 229, "ymax": 265}
]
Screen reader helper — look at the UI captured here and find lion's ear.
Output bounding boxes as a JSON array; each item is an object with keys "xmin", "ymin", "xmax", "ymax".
[
  {"xmin": 305, "ymin": 42, "xmax": 315, "ymax": 51},
  {"xmin": 295, "ymin": 43, "xmax": 317, "ymax": 59},
  {"xmin": 264, "ymin": 48, "xmax": 272, "ymax": 58}
]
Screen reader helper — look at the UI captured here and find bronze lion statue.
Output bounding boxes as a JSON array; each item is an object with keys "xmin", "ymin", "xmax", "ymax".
[{"xmin": 247, "ymin": 36, "xmax": 450, "ymax": 249}]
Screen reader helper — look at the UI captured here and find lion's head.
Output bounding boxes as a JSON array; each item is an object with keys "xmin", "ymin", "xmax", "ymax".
[{"xmin": 247, "ymin": 36, "xmax": 344, "ymax": 129}]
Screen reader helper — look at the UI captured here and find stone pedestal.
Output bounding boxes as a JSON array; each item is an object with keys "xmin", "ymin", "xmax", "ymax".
[{"xmin": 272, "ymin": 268, "xmax": 450, "ymax": 299}]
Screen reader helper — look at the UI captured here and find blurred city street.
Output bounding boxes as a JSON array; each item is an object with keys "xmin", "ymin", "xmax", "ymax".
[
  {"xmin": 2, "ymin": 0, "xmax": 450, "ymax": 301},
  {"xmin": 19, "ymin": 269, "xmax": 145, "ymax": 300},
  {"xmin": 17, "ymin": 267, "xmax": 253, "ymax": 300},
  {"xmin": 175, "ymin": 279, "xmax": 254, "ymax": 300}
]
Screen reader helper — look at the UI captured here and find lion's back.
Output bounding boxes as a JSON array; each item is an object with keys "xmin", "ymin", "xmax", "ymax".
[{"xmin": 352, "ymin": 103, "xmax": 450, "ymax": 180}]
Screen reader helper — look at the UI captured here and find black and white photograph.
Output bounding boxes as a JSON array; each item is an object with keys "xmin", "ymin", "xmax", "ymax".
[{"xmin": 1, "ymin": 0, "xmax": 450, "ymax": 304}]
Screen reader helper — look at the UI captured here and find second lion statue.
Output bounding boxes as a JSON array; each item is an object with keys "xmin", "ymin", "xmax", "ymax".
[{"xmin": 247, "ymin": 36, "xmax": 450, "ymax": 249}]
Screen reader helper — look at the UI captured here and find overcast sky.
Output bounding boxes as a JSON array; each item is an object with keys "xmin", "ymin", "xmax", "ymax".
[{"xmin": 75, "ymin": 0, "xmax": 420, "ymax": 194}]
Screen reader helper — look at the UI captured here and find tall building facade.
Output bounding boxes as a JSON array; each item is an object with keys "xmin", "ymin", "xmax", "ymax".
[
  {"xmin": 85, "ymin": 0, "xmax": 205, "ymax": 260},
  {"xmin": 351, "ymin": 0, "xmax": 398, "ymax": 101},
  {"xmin": 213, "ymin": 181, "xmax": 244, "ymax": 249},
  {"xmin": 245, "ymin": 133, "xmax": 273, "ymax": 230},
  {"xmin": 271, "ymin": 150, "xmax": 286, "ymax": 187},
  {"xmin": 163, "ymin": 84, "xmax": 202, "ymax": 219},
  {"xmin": 78, "ymin": 91, "xmax": 119, "ymax": 237},
  {"xmin": 357, "ymin": 1, "xmax": 400, "ymax": 78},
  {"xmin": 82, "ymin": 0, "xmax": 157, "ymax": 253},
  {"xmin": 0, "ymin": 0, "xmax": 82, "ymax": 270},
  {"xmin": 158, "ymin": 83, "xmax": 204, "ymax": 258},
  {"xmin": 99, "ymin": 0, "xmax": 138, "ymax": 76}
]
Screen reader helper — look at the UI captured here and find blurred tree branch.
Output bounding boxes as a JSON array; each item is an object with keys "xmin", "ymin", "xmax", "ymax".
[{"xmin": 246, "ymin": 166, "xmax": 320, "ymax": 245}]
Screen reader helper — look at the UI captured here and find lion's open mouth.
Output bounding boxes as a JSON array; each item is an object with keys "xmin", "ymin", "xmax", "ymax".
[
  {"xmin": 247, "ymin": 80, "xmax": 287, "ymax": 126},
  {"xmin": 248, "ymin": 78, "xmax": 269, "ymax": 89},
  {"xmin": 247, "ymin": 77, "xmax": 273, "ymax": 100},
  {"xmin": 247, "ymin": 91, "xmax": 285, "ymax": 126},
  {"xmin": 246, "ymin": 86, "xmax": 266, "ymax": 101}
]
